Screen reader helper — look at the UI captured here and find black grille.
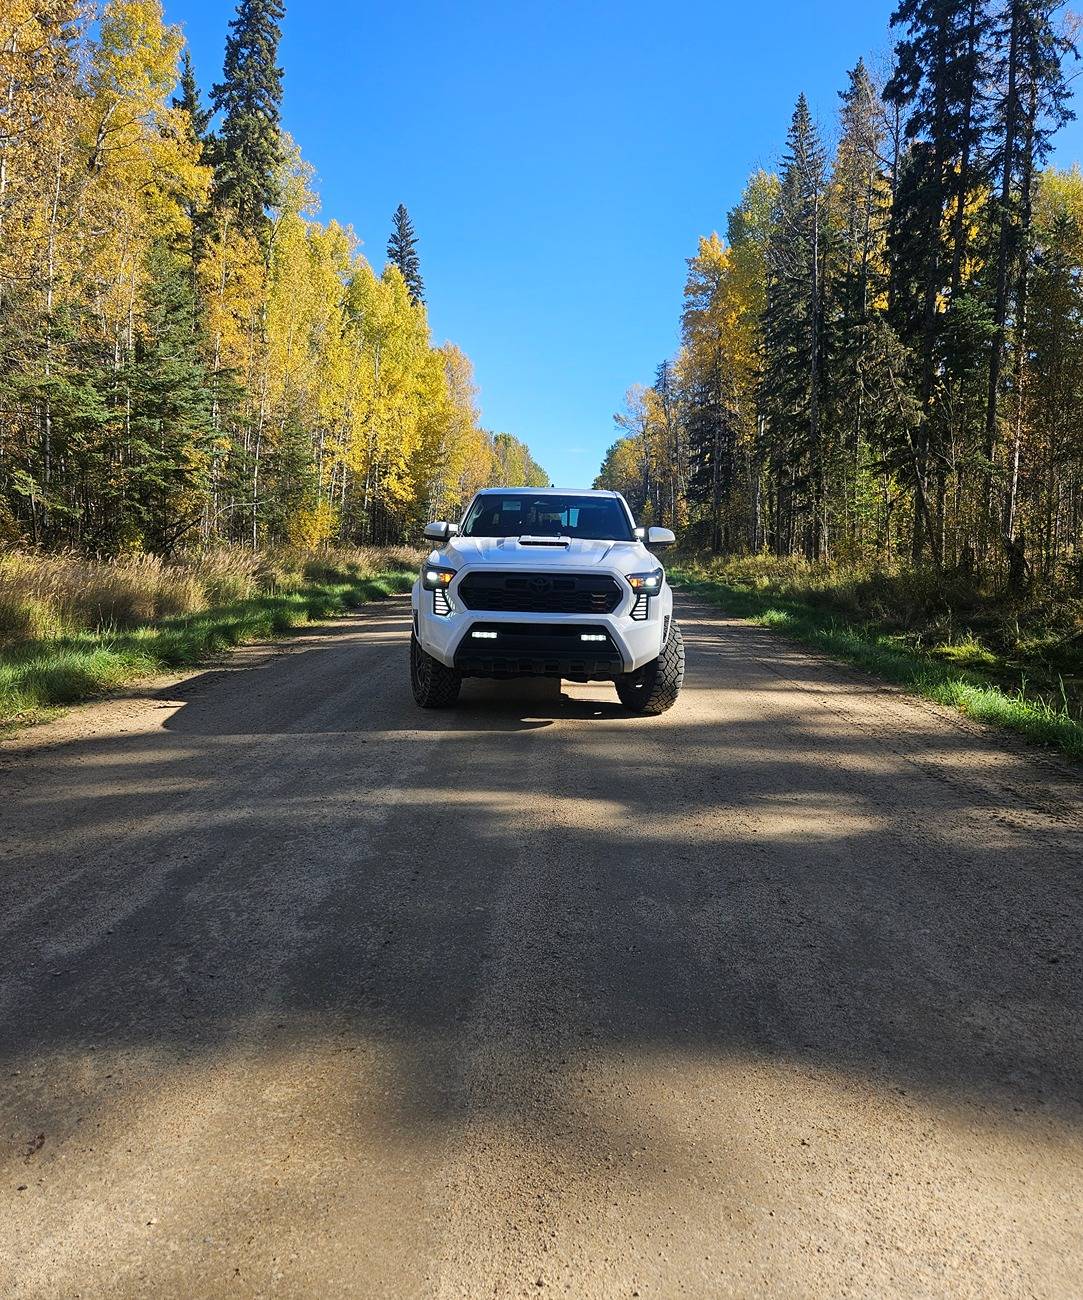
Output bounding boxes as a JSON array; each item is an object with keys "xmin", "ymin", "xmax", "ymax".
[
  {"xmin": 458, "ymin": 571, "xmax": 622, "ymax": 614},
  {"xmin": 454, "ymin": 623, "xmax": 624, "ymax": 679}
]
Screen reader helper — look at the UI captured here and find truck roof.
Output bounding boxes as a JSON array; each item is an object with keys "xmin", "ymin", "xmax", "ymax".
[{"xmin": 474, "ymin": 487, "xmax": 622, "ymax": 498}]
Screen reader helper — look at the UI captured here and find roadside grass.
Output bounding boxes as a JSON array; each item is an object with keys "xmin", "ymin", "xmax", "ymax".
[
  {"xmin": 0, "ymin": 553, "xmax": 418, "ymax": 728},
  {"xmin": 672, "ymin": 561, "xmax": 1083, "ymax": 763}
]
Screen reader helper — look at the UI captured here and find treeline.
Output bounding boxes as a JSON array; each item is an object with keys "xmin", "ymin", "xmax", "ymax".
[
  {"xmin": 0, "ymin": 1, "xmax": 546, "ymax": 555},
  {"xmin": 598, "ymin": 0, "xmax": 1082, "ymax": 591}
]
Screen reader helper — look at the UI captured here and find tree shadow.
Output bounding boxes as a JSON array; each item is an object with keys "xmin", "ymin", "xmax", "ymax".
[{"xmin": 1, "ymin": 593, "xmax": 1081, "ymax": 1236}]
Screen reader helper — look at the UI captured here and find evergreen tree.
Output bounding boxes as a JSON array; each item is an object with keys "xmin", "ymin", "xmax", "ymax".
[
  {"xmin": 172, "ymin": 49, "xmax": 213, "ymax": 271},
  {"xmin": 173, "ymin": 49, "xmax": 211, "ymax": 140},
  {"xmin": 685, "ymin": 371, "xmax": 733, "ymax": 551},
  {"xmin": 761, "ymin": 93, "xmax": 830, "ymax": 557},
  {"xmin": 123, "ymin": 243, "xmax": 217, "ymax": 552},
  {"xmin": 653, "ymin": 358, "xmax": 686, "ymax": 524},
  {"xmin": 984, "ymin": 0, "xmax": 1075, "ymax": 557},
  {"xmin": 885, "ymin": 0, "xmax": 993, "ymax": 562},
  {"xmin": 387, "ymin": 203, "xmax": 425, "ymax": 304},
  {"xmin": 210, "ymin": 0, "xmax": 286, "ymax": 233},
  {"xmin": 830, "ymin": 61, "xmax": 894, "ymax": 547}
]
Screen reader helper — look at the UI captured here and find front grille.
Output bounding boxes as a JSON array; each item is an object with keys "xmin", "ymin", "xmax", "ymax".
[
  {"xmin": 458, "ymin": 571, "xmax": 622, "ymax": 614},
  {"xmin": 454, "ymin": 623, "xmax": 624, "ymax": 679}
]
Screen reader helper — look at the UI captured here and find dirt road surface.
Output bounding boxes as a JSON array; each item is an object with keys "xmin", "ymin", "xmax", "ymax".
[{"xmin": 1, "ymin": 595, "xmax": 1080, "ymax": 1299}]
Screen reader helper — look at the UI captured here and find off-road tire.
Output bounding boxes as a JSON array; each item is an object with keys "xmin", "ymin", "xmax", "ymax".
[
  {"xmin": 410, "ymin": 633, "xmax": 462, "ymax": 708},
  {"xmin": 615, "ymin": 623, "xmax": 684, "ymax": 715}
]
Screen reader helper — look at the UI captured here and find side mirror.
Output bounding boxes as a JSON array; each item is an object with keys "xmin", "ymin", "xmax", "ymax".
[
  {"xmin": 423, "ymin": 521, "xmax": 459, "ymax": 544},
  {"xmin": 646, "ymin": 526, "xmax": 676, "ymax": 548}
]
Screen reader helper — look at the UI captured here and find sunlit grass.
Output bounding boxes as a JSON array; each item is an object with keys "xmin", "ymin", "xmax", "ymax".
[
  {"xmin": 673, "ymin": 566, "xmax": 1083, "ymax": 763},
  {"xmin": 0, "ymin": 569, "xmax": 415, "ymax": 728}
]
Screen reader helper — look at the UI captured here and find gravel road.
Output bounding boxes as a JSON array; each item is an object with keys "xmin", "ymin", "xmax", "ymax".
[{"xmin": 1, "ymin": 595, "xmax": 1080, "ymax": 1298}]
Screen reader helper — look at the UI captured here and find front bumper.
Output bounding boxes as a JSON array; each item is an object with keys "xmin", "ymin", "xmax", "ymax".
[
  {"xmin": 412, "ymin": 571, "xmax": 672, "ymax": 678},
  {"xmin": 452, "ymin": 621, "xmax": 625, "ymax": 679}
]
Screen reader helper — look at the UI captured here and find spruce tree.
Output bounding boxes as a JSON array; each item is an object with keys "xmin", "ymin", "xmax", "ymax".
[
  {"xmin": 831, "ymin": 61, "xmax": 892, "ymax": 544},
  {"xmin": 210, "ymin": 0, "xmax": 286, "ymax": 233},
  {"xmin": 653, "ymin": 358, "xmax": 685, "ymax": 524},
  {"xmin": 173, "ymin": 50, "xmax": 212, "ymax": 270},
  {"xmin": 885, "ymin": 0, "xmax": 993, "ymax": 562},
  {"xmin": 387, "ymin": 204, "xmax": 425, "ymax": 304},
  {"xmin": 173, "ymin": 49, "xmax": 211, "ymax": 140},
  {"xmin": 685, "ymin": 369, "xmax": 732, "ymax": 552},
  {"xmin": 123, "ymin": 243, "xmax": 217, "ymax": 552},
  {"xmin": 760, "ymin": 93, "xmax": 829, "ymax": 558}
]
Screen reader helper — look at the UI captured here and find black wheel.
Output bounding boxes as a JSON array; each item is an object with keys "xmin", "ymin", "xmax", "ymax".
[
  {"xmin": 410, "ymin": 633, "xmax": 462, "ymax": 708},
  {"xmin": 615, "ymin": 623, "xmax": 684, "ymax": 715}
]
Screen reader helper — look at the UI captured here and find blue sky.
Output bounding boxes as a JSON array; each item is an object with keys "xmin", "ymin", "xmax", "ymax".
[{"xmin": 167, "ymin": 0, "xmax": 1083, "ymax": 488}]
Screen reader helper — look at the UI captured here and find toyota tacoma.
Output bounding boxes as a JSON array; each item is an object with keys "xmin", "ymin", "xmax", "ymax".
[{"xmin": 410, "ymin": 488, "xmax": 684, "ymax": 713}]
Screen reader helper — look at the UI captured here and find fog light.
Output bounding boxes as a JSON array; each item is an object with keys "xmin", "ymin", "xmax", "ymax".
[
  {"xmin": 471, "ymin": 630, "xmax": 498, "ymax": 639},
  {"xmin": 580, "ymin": 634, "xmax": 607, "ymax": 642}
]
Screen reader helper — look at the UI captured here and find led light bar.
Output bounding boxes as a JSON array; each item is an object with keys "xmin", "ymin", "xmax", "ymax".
[
  {"xmin": 580, "ymin": 633, "xmax": 607, "ymax": 642},
  {"xmin": 471, "ymin": 630, "xmax": 498, "ymax": 639}
]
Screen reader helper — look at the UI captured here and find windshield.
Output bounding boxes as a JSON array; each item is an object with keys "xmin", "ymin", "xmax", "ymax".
[{"xmin": 461, "ymin": 494, "xmax": 635, "ymax": 541}]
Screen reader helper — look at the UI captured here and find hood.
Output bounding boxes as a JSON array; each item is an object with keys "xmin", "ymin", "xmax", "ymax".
[{"xmin": 442, "ymin": 535, "xmax": 650, "ymax": 572}]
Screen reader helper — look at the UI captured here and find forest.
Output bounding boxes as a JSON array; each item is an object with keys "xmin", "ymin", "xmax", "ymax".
[
  {"xmin": 597, "ymin": 0, "xmax": 1082, "ymax": 597},
  {"xmin": 0, "ymin": 0, "xmax": 547, "ymax": 556}
]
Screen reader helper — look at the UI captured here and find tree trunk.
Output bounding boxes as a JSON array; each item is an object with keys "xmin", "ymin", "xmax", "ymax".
[{"xmin": 983, "ymin": 0, "xmax": 1021, "ymax": 557}]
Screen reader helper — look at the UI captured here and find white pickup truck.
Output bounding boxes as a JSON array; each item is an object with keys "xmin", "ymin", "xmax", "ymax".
[{"xmin": 410, "ymin": 488, "xmax": 684, "ymax": 713}]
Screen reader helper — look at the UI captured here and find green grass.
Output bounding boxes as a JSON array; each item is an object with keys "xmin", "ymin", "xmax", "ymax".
[
  {"xmin": 0, "ymin": 570, "xmax": 414, "ymax": 728},
  {"xmin": 672, "ymin": 567, "xmax": 1083, "ymax": 762}
]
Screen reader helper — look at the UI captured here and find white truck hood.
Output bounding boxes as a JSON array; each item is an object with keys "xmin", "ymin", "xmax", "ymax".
[{"xmin": 443, "ymin": 535, "xmax": 651, "ymax": 572}]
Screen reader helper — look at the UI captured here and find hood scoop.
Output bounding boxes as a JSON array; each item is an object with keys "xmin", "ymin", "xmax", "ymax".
[{"xmin": 516, "ymin": 535, "xmax": 571, "ymax": 548}]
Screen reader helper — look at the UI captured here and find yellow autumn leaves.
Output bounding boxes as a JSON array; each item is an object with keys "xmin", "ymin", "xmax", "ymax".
[{"xmin": 0, "ymin": 0, "xmax": 543, "ymax": 551}]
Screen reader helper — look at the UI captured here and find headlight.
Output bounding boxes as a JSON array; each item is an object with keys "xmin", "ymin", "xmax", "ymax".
[
  {"xmin": 627, "ymin": 567, "xmax": 664, "ymax": 593},
  {"xmin": 422, "ymin": 566, "xmax": 456, "ymax": 591}
]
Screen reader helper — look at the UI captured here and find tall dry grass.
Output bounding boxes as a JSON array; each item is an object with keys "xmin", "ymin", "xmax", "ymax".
[
  {"xmin": 680, "ymin": 552, "xmax": 1083, "ymax": 665},
  {"xmin": 0, "ymin": 546, "xmax": 423, "ymax": 646}
]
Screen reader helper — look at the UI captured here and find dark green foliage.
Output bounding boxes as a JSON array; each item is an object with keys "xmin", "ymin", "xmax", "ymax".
[
  {"xmin": 120, "ymin": 243, "xmax": 217, "ymax": 554},
  {"xmin": 885, "ymin": 0, "xmax": 994, "ymax": 560},
  {"xmin": 983, "ymin": 1, "xmax": 1076, "ymax": 545},
  {"xmin": 760, "ymin": 94, "xmax": 830, "ymax": 558},
  {"xmin": 652, "ymin": 359, "xmax": 685, "ymax": 526},
  {"xmin": 174, "ymin": 49, "xmax": 212, "ymax": 140},
  {"xmin": 0, "ymin": 248, "xmax": 231, "ymax": 555},
  {"xmin": 685, "ymin": 371, "xmax": 734, "ymax": 552},
  {"xmin": 210, "ymin": 0, "xmax": 286, "ymax": 232},
  {"xmin": 387, "ymin": 203, "xmax": 425, "ymax": 304},
  {"xmin": 633, "ymin": 1, "xmax": 1079, "ymax": 606}
]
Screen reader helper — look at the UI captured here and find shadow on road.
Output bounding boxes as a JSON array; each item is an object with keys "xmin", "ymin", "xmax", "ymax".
[{"xmin": 1, "ymin": 595, "xmax": 1081, "ymax": 1178}]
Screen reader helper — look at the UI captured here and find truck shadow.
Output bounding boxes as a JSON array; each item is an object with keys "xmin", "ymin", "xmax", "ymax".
[{"xmin": 159, "ymin": 606, "xmax": 639, "ymax": 735}]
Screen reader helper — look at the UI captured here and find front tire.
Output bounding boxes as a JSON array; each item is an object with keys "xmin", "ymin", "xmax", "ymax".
[
  {"xmin": 616, "ymin": 623, "xmax": 684, "ymax": 715},
  {"xmin": 411, "ymin": 632, "xmax": 462, "ymax": 708}
]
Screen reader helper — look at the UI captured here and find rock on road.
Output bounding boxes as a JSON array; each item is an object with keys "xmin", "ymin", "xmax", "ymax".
[{"xmin": 1, "ymin": 595, "xmax": 1081, "ymax": 1299}]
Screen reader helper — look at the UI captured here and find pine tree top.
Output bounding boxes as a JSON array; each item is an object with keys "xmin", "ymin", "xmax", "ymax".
[
  {"xmin": 174, "ymin": 50, "xmax": 211, "ymax": 141},
  {"xmin": 210, "ymin": 0, "xmax": 287, "ymax": 232},
  {"xmin": 387, "ymin": 203, "xmax": 425, "ymax": 305}
]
